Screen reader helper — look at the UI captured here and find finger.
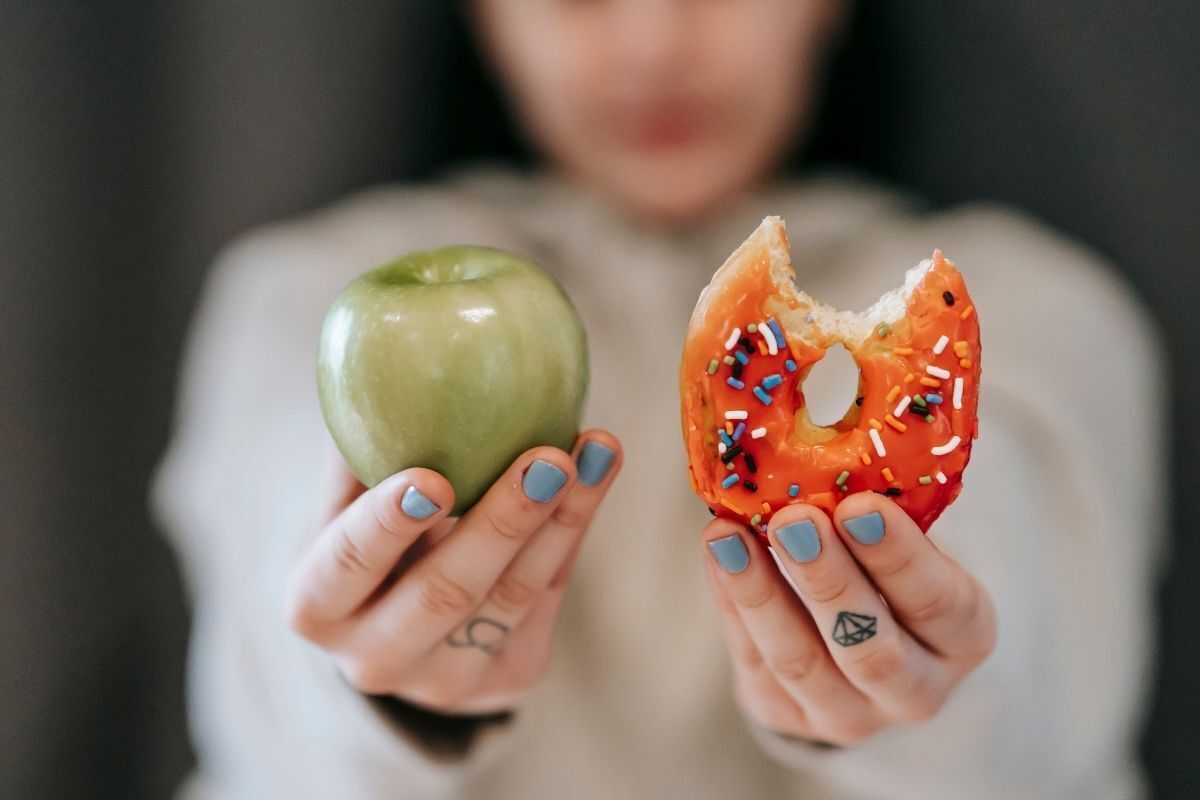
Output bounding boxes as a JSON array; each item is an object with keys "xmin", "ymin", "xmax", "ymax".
[
  {"xmin": 285, "ymin": 468, "xmax": 454, "ymax": 633},
  {"xmin": 832, "ymin": 493, "xmax": 997, "ymax": 665},
  {"xmin": 353, "ymin": 446, "xmax": 577, "ymax": 661},
  {"xmin": 764, "ymin": 505, "xmax": 953, "ymax": 722},
  {"xmin": 702, "ymin": 519, "xmax": 876, "ymax": 736}
]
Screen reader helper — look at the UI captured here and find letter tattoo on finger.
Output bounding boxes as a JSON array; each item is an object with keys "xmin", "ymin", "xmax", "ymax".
[{"xmin": 445, "ymin": 617, "xmax": 510, "ymax": 655}]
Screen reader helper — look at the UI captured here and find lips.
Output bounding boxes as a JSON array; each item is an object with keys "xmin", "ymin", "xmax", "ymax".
[{"xmin": 616, "ymin": 101, "xmax": 712, "ymax": 150}]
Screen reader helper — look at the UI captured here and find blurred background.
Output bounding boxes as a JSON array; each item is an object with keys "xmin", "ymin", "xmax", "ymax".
[{"xmin": 1, "ymin": 1, "xmax": 1197, "ymax": 797}]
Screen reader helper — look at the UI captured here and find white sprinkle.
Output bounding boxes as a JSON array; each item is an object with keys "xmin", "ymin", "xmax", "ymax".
[
  {"xmin": 725, "ymin": 410, "xmax": 748, "ymax": 420},
  {"xmin": 750, "ymin": 426, "xmax": 767, "ymax": 439},
  {"xmin": 723, "ymin": 327, "xmax": 741, "ymax": 351},
  {"xmin": 718, "ymin": 442, "xmax": 727, "ymax": 455},
  {"xmin": 925, "ymin": 365, "xmax": 951, "ymax": 379},
  {"xmin": 953, "ymin": 377, "xmax": 964, "ymax": 409},
  {"xmin": 869, "ymin": 428, "xmax": 887, "ymax": 457},
  {"xmin": 935, "ymin": 471, "xmax": 948, "ymax": 484},
  {"xmin": 759, "ymin": 321, "xmax": 779, "ymax": 355},
  {"xmin": 893, "ymin": 395, "xmax": 911, "ymax": 417},
  {"xmin": 932, "ymin": 335, "xmax": 950, "ymax": 355},
  {"xmin": 931, "ymin": 435, "xmax": 962, "ymax": 456}
]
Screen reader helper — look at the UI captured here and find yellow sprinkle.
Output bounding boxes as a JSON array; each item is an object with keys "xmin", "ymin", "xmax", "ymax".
[
  {"xmin": 960, "ymin": 358, "xmax": 973, "ymax": 369},
  {"xmin": 920, "ymin": 376, "xmax": 941, "ymax": 388},
  {"xmin": 757, "ymin": 339, "xmax": 768, "ymax": 355},
  {"xmin": 761, "ymin": 502, "xmax": 771, "ymax": 514},
  {"xmin": 725, "ymin": 422, "xmax": 734, "ymax": 435},
  {"xmin": 903, "ymin": 372, "xmax": 915, "ymax": 383},
  {"xmin": 882, "ymin": 467, "xmax": 895, "ymax": 482},
  {"xmin": 953, "ymin": 340, "xmax": 969, "ymax": 358},
  {"xmin": 868, "ymin": 417, "xmax": 883, "ymax": 430},
  {"xmin": 960, "ymin": 304, "xmax": 975, "ymax": 320},
  {"xmin": 720, "ymin": 497, "xmax": 745, "ymax": 516},
  {"xmin": 892, "ymin": 347, "xmax": 914, "ymax": 356},
  {"xmin": 885, "ymin": 414, "xmax": 908, "ymax": 432},
  {"xmin": 860, "ymin": 452, "xmax": 872, "ymax": 466},
  {"xmin": 886, "ymin": 385, "xmax": 902, "ymax": 403}
]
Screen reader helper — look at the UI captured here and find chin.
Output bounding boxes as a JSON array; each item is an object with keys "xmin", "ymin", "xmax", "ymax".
[{"xmin": 604, "ymin": 163, "xmax": 763, "ymax": 228}]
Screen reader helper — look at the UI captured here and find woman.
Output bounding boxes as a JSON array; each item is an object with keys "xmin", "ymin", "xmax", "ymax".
[{"xmin": 153, "ymin": 1, "xmax": 1164, "ymax": 797}]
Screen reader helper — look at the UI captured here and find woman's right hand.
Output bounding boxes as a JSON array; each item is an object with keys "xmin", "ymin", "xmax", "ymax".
[{"xmin": 284, "ymin": 431, "xmax": 621, "ymax": 715}]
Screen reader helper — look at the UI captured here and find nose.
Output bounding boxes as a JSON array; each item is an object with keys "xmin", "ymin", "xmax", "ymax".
[{"xmin": 610, "ymin": 0, "xmax": 689, "ymax": 79}]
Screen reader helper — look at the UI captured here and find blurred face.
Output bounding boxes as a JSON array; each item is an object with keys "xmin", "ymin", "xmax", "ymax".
[{"xmin": 472, "ymin": 0, "xmax": 845, "ymax": 224}]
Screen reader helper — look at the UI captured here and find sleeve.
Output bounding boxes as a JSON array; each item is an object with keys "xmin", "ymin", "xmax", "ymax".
[
  {"xmin": 150, "ymin": 221, "xmax": 522, "ymax": 799},
  {"xmin": 740, "ymin": 209, "xmax": 1167, "ymax": 800}
]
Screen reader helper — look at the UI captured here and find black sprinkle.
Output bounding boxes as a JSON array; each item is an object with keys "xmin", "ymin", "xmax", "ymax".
[
  {"xmin": 720, "ymin": 444, "xmax": 744, "ymax": 464},
  {"xmin": 855, "ymin": 396, "xmax": 864, "ymax": 406},
  {"xmin": 708, "ymin": 507, "xmax": 717, "ymax": 516},
  {"xmin": 739, "ymin": 337, "xmax": 754, "ymax": 354},
  {"xmin": 884, "ymin": 487, "xmax": 902, "ymax": 497},
  {"xmin": 942, "ymin": 290, "xmax": 955, "ymax": 306},
  {"xmin": 731, "ymin": 361, "xmax": 744, "ymax": 380},
  {"xmin": 744, "ymin": 453, "xmax": 758, "ymax": 473},
  {"xmin": 742, "ymin": 480, "xmax": 758, "ymax": 492}
]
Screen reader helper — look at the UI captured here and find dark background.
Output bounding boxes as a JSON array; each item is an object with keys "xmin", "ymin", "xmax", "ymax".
[{"xmin": 1, "ymin": 1, "xmax": 1197, "ymax": 798}]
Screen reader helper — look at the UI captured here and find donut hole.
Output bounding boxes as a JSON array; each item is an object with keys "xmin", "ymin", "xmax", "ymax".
[{"xmin": 801, "ymin": 343, "xmax": 861, "ymax": 427}]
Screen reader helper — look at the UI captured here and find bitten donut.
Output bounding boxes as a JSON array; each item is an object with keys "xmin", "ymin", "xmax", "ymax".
[{"xmin": 680, "ymin": 216, "xmax": 981, "ymax": 534}]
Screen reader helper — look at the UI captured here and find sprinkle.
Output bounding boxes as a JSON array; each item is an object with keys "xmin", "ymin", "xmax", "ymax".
[
  {"xmin": 768, "ymin": 319, "xmax": 785, "ymax": 346},
  {"xmin": 726, "ymin": 462, "xmax": 735, "ymax": 470},
  {"xmin": 885, "ymin": 415, "xmax": 908, "ymax": 432},
  {"xmin": 943, "ymin": 290, "xmax": 955, "ymax": 306},
  {"xmin": 750, "ymin": 426, "xmax": 767, "ymax": 439},
  {"xmin": 744, "ymin": 453, "xmax": 758, "ymax": 473},
  {"xmin": 726, "ymin": 422, "xmax": 734, "ymax": 434},
  {"xmin": 953, "ymin": 377, "xmax": 964, "ymax": 410},
  {"xmin": 740, "ymin": 337, "xmax": 754, "ymax": 353},
  {"xmin": 960, "ymin": 358, "xmax": 973, "ymax": 369},
  {"xmin": 860, "ymin": 452, "xmax": 872, "ymax": 466},
  {"xmin": 718, "ymin": 442, "xmax": 727, "ymax": 455},
  {"xmin": 732, "ymin": 422, "xmax": 746, "ymax": 441},
  {"xmin": 960, "ymin": 304, "xmax": 974, "ymax": 320},
  {"xmin": 721, "ymin": 474, "xmax": 740, "ymax": 489},
  {"xmin": 886, "ymin": 385, "xmax": 902, "ymax": 403},
  {"xmin": 725, "ymin": 410, "xmax": 748, "ymax": 420},
  {"xmin": 925, "ymin": 393, "xmax": 943, "ymax": 404},
  {"xmin": 904, "ymin": 372, "xmax": 915, "ymax": 383},
  {"xmin": 723, "ymin": 328, "xmax": 741, "ymax": 350},
  {"xmin": 750, "ymin": 513, "xmax": 762, "ymax": 526},
  {"xmin": 757, "ymin": 340, "xmax": 768, "ymax": 355},
  {"xmin": 918, "ymin": 475, "xmax": 933, "ymax": 485},
  {"xmin": 784, "ymin": 359, "xmax": 797, "ymax": 372},
  {"xmin": 926, "ymin": 365, "xmax": 951, "ymax": 379},
  {"xmin": 723, "ymin": 355, "xmax": 735, "ymax": 365},
  {"xmin": 753, "ymin": 386, "xmax": 773, "ymax": 405},
  {"xmin": 920, "ymin": 376, "xmax": 942, "ymax": 388},
  {"xmin": 924, "ymin": 414, "xmax": 935, "ymax": 423},
  {"xmin": 760, "ymin": 322, "xmax": 779, "ymax": 355},
  {"xmin": 855, "ymin": 396, "xmax": 864, "ymax": 406},
  {"xmin": 720, "ymin": 444, "xmax": 743, "ymax": 464},
  {"xmin": 954, "ymin": 341, "xmax": 969, "ymax": 358},
  {"xmin": 884, "ymin": 487, "xmax": 902, "ymax": 497},
  {"xmin": 746, "ymin": 323, "xmax": 758, "ymax": 333},
  {"xmin": 718, "ymin": 430, "xmax": 733, "ymax": 446},
  {"xmin": 869, "ymin": 428, "xmax": 887, "ymax": 457},
  {"xmin": 876, "ymin": 322, "xmax": 892, "ymax": 338},
  {"xmin": 727, "ymin": 377, "xmax": 745, "ymax": 390},
  {"xmin": 788, "ymin": 484, "xmax": 800, "ymax": 497},
  {"xmin": 731, "ymin": 362, "xmax": 744, "ymax": 380},
  {"xmin": 720, "ymin": 497, "xmax": 745, "ymax": 515},
  {"xmin": 708, "ymin": 507, "xmax": 716, "ymax": 516},
  {"xmin": 761, "ymin": 502, "xmax": 771, "ymax": 514},
  {"xmin": 911, "ymin": 393, "xmax": 927, "ymax": 408},
  {"xmin": 835, "ymin": 470, "xmax": 850, "ymax": 486},
  {"xmin": 761, "ymin": 374, "xmax": 783, "ymax": 390},
  {"xmin": 935, "ymin": 471, "xmax": 948, "ymax": 484},
  {"xmin": 932, "ymin": 335, "xmax": 950, "ymax": 355},
  {"xmin": 931, "ymin": 435, "xmax": 962, "ymax": 455},
  {"xmin": 868, "ymin": 417, "xmax": 883, "ymax": 430},
  {"xmin": 882, "ymin": 467, "xmax": 895, "ymax": 482},
  {"xmin": 894, "ymin": 395, "xmax": 912, "ymax": 416},
  {"xmin": 706, "ymin": 359, "xmax": 719, "ymax": 375},
  {"xmin": 893, "ymin": 346, "xmax": 914, "ymax": 356},
  {"xmin": 743, "ymin": 480, "xmax": 758, "ymax": 492},
  {"xmin": 734, "ymin": 350, "xmax": 749, "ymax": 365}
]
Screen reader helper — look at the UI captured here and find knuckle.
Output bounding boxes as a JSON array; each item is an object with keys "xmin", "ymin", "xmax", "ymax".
[
  {"xmin": 339, "ymin": 657, "xmax": 392, "ymax": 696},
  {"xmin": 489, "ymin": 570, "xmax": 541, "ymax": 616},
  {"xmin": 806, "ymin": 574, "xmax": 853, "ymax": 606},
  {"xmin": 768, "ymin": 647, "xmax": 823, "ymax": 684},
  {"xmin": 550, "ymin": 499, "xmax": 591, "ymax": 529},
  {"xmin": 901, "ymin": 691, "xmax": 947, "ymax": 723},
  {"xmin": 416, "ymin": 565, "xmax": 478, "ymax": 618},
  {"xmin": 282, "ymin": 591, "xmax": 322, "ymax": 641},
  {"xmin": 331, "ymin": 524, "xmax": 373, "ymax": 575},
  {"xmin": 872, "ymin": 547, "xmax": 919, "ymax": 580},
  {"xmin": 370, "ymin": 492, "xmax": 411, "ymax": 538},
  {"xmin": 405, "ymin": 681, "xmax": 468, "ymax": 712},
  {"xmin": 736, "ymin": 641, "xmax": 765, "ymax": 671},
  {"xmin": 904, "ymin": 578, "xmax": 959, "ymax": 624},
  {"xmin": 483, "ymin": 506, "xmax": 533, "ymax": 542},
  {"xmin": 825, "ymin": 718, "xmax": 876, "ymax": 747},
  {"xmin": 959, "ymin": 591, "xmax": 998, "ymax": 665},
  {"xmin": 731, "ymin": 581, "xmax": 775, "ymax": 611},
  {"xmin": 846, "ymin": 640, "xmax": 907, "ymax": 686}
]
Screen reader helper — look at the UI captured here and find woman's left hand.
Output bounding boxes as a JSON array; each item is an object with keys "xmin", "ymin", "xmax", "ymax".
[{"xmin": 702, "ymin": 492, "xmax": 997, "ymax": 746}]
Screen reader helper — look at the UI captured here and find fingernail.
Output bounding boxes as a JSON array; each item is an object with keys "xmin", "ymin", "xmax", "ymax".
[
  {"xmin": 523, "ymin": 459, "xmax": 568, "ymax": 503},
  {"xmin": 708, "ymin": 534, "xmax": 750, "ymax": 574},
  {"xmin": 576, "ymin": 441, "xmax": 616, "ymax": 486},
  {"xmin": 776, "ymin": 519, "xmax": 821, "ymax": 563},
  {"xmin": 844, "ymin": 511, "xmax": 885, "ymax": 545},
  {"xmin": 400, "ymin": 484, "xmax": 439, "ymax": 520}
]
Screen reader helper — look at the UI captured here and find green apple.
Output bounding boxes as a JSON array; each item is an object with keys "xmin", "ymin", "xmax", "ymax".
[{"xmin": 317, "ymin": 246, "xmax": 588, "ymax": 515}]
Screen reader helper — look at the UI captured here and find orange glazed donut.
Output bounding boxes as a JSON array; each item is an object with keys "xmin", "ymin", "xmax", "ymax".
[{"xmin": 680, "ymin": 216, "xmax": 981, "ymax": 534}]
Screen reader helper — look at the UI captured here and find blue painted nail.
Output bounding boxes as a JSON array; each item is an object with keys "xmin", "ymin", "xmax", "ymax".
[
  {"xmin": 708, "ymin": 534, "xmax": 750, "ymax": 574},
  {"xmin": 523, "ymin": 459, "xmax": 568, "ymax": 503},
  {"xmin": 576, "ymin": 441, "xmax": 616, "ymax": 487},
  {"xmin": 776, "ymin": 520, "xmax": 821, "ymax": 563},
  {"xmin": 844, "ymin": 512, "xmax": 885, "ymax": 545},
  {"xmin": 400, "ymin": 485, "xmax": 439, "ymax": 520}
]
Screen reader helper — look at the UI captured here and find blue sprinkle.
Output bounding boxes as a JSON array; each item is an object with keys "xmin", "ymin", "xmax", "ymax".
[
  {"xmin": 767, "ymin": 319, "xmax": 785, "ymax": 346},
  {"xmin": 784, "ymin": 359, "xmax": 797, "ymax": 372},
  {"xmin": 753, "ymin": 386, "xmax": 772, "ymax": 405},
  {"xmin": 727, "ymin": 377, "xmax": 745, "ymax": 390},
  {"xmin": 788, "ymin": 484, "xmax": 800, "ymax": 497},
  {"xmin": 718, "ymin": 430, "xmax": 733, "ymax": 446},
  {"xmin": 761, "ymin": 373, "xmax": 783, "ymax": 390},
  {"xmin": 734, "ymin": 350, "xmax": 749, "ymax": 365},
  {"xmin": 731, "ymin": 422, "xmax": 746, "ymax": 442},
  {"xmin": 925, "ymin": 393, "xmax": 944, "ymax": 404},
  {"xmin": 721, "ymin": 473, "xmax": 740, "ymax": 489}
]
